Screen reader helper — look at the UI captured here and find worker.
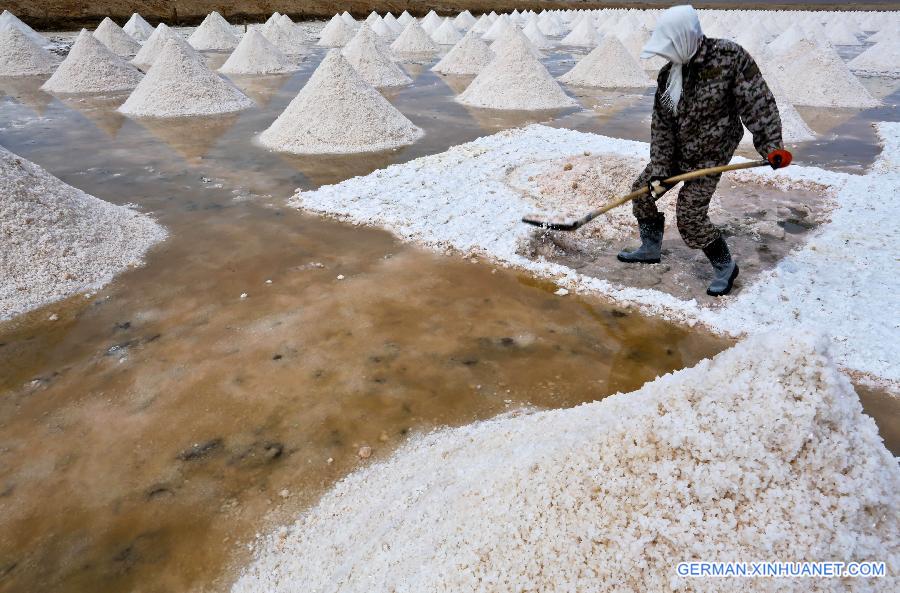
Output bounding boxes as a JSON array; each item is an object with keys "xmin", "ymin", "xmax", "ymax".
[{"xmin": 617, "ymin": 4, "xmax": 790, "ymax": 296}]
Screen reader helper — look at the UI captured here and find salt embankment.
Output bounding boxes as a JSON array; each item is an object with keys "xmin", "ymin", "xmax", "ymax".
[
  {"xmin": 258, "ymin": 50, "xmax": 423, "ymax": 155},
  {"xmin": 288, "ymin": 122, "xmax": 900, "ymax": 388},
  {"xmin": 232, "ymin": 332, "xmax": 900, "ymax": 593},
  {"xmin": 0, "ymin": 145, "xmax": 166, "ymax": 320}
]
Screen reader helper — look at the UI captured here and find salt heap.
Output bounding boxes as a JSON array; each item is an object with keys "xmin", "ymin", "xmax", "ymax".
[
  {"xmin": 522, "ymin": 19, "xmax": 553, "ymax": 49},
  {"xmin": 561, "ymin": 16, "xmax": 599, "ymax": 47},
  {"xmin": 231, "ymin": 333, "xmax": 900, "ymax": 593},
  {"xmin": 432, "ymin": 30, "xmax": 494, "ymax": 76},
  {"xmin": 383, "ymin": 13, "xmax": 402, "ymax": 33},
  {"xmin": 420, "ymin": 10, "xmax": 442, "ymax": 34},
  {"xmin": 431, "ymin": 18, "xmax": 462, "ymax": 45},
  {"xmin": 342, "ymin": 24, "xmax": 411, "ymax": 88},
  {"xmin": 219, "ymin": 29, "xmax": 297, "ymax": 75},
  {"xmin": 119, "ymin": 39, "xmax": 252, "ymax": 117},
  {"xmin": 93, "ymin": 17, "xmax": 141, "ymax": 57},
  {"xmin": 318, "ymin": 14, "xmax": 355, "ymax": 47},
  {"xmin": 0, "ymin": 27, "xmax": 56, "ymax": 76},
  {"xmin": 742, "ymin": 76, "xmax": 815, "ymax": 146},
  {"xmin": 258, "ymin": 50, "xmax": 423, "ymax": 154},
  {"xmin": 265, "ymin": 12, "xmax": 280, "ymax": 26},
  {"xmin": 340, "ymin": 12, "xmax": 356, "ymax": 28},
  {"xmin": 481, "ymin": 14, "xmax": 510, "ymax": 41},
  {"xmin": 189, "ymin": 11, "xmax": 239, "ymax": 51},
  {"xmin": 0, "ymin": 144, "xmax": 166, "ymax": 320},
  {"xmin": 42, "ymin": 29, "xmax": 142, "ymax": 93},
  {"xmin": 471, "ymin": 14, "xmax": 493, "ymax": 35},
  {"xmin": 123, "ymin": 13, "xmax": 154, "ymax": 41},
  {"xmin": 453, "ymin": 10, "xmax": 476, "ymax": 30},
  {"xmin": 538, "ymin": 13, "xmax": 565, "ymax": 36},
  {"xmin": 824, "ymin": 21, "xmax": 860, "ymax": 46},
  {"xmin": 263, "ymin": 17, "xmax": 307, "ymax": 55},
  {"xmin": 0, "ymin": 10, "xmax": 47, "ymax": 47},
  {"xmin": 848, "ymin": 38, "xmax": 900, "ymax": 77},
  {"xmin": 774, "ymin": 39, "xmax": 879, "ymax": 108},
  {"xmin": 390, "ymin": 20, "xmax": 438, "ymax": 54},
  {"xmin": 560, "ymin": 35, "xmax": 652, "ymax": 88},
  {"xmin": 133, "ymin": 23, "xmax": 201, "ymax": 70},
  {"xmin": 459, "ymin": 33, "xmax": 577, "ymax": 110},
  {"xmin": 397, "ymin": 11, "xmax": 414, "ymax": 27},
  {"xmin": 370, "ymin": 17, "xmax": 396, "ymax": 39}
]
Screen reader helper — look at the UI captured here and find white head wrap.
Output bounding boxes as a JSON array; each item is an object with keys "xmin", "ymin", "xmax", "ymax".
[{"xmin": 641, "ymin": 5, "xmax": 703, "ymax": 113}]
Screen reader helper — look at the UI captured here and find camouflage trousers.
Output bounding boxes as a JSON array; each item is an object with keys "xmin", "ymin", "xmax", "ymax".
[{"xmin": 630, "ymin": 164, "xmax": 722, "ymax": 249}]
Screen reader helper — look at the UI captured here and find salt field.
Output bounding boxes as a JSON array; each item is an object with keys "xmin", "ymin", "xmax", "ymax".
[{"xmin": 1, "ymin": 6, "xmax": 898, "ymax": 593}]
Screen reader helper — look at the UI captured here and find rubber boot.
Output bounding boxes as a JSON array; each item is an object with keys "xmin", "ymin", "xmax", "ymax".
[
  {"xmin": 703, "ymin": 237, "xmax": 739, "ymax": 296},
  {"xmin": 617, "ymin": 214, "xmax": 664, "ymax": 264}
]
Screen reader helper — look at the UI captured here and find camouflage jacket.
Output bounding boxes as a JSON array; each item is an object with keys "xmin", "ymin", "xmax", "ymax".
[{"xmin": 649, "ymin": 36, "xmax": 783, "ymax": 176}]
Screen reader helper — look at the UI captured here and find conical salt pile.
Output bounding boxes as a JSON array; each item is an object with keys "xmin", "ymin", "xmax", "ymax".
[
  {"xmin": 454, "ymin": 10, "xmax": 476, "ymax": 30},
  {"xmin": 0, "ymin": 10, "xmax": 47, "ymax": 47},
  {"xmin": 561, "ymin": 17, "xmax": 599, "ymax": 47},
  {"xmin": 123, "ymin": 13, "xmax": 153, "ymax": 41},
  {"xmin": 258, "ymin": 50, "xmax": 423, "ymax": 154},
  {"xmin": 491, "ymin": 27, "xmax": 542, "ymax": 59},
  {"xmin": 741, "ymin": 76, "xmax": 814, "ymax": 146},
  {"xmin": 318, "ymin": 14, "xmax": 355, "ymax": 47},
  {"xmin": 42, "ymin": 29, "xmax": 142, "ymax": 93},
  {"xmin": 482, "ymin": 14, "xmax": 511, "ymax": 41},
  {"xmin": 560, "ymin": 35, "xmax": 652, "ymax": 88},
  {"xmin": 0, "ymin": 144, "xmax": 166, "ymax": 319},
  {"xmin": 768, "ymin": 24, "xmax": 807, "ymax": 55},
  {"xmin": 390, "ymin": 21, "xmax": 438, "ymax": 54},
  {"xmin": 219, "ymin": 29, "xmax": 297, "ymax": 75},
  {"xmin": 458, "ymin": 33, "xmax": 577, "ymax": 110},
  {"xmin": 471, "ymin": 14, "xmax": 493, "ymax": 34},
  {"xmin": 232, "ymin": 333, "xmax": 900, "ymax": 593},
  {"xmin": 397, "ymin": 11, "xmax": 414, "ymax": 27},
  {"xmin": 431, "ymin": 18, "xmax": 463, "ymax": 45},
  {"xmin": 522, "ymin": 19, "xmax": 553, "ymax": 49},
  {"xmin": 342, "ymin": 24, "xmax": 411, "ymax": 88},
  {"xmin": 824, "ymin": 21, "xmax": 860, "ymax": 46},
  {"xmin": 0, "ymin": 27, "xmax": 56, "ymax": 76},
  {"xmin": 133, "ymin": 23, "xmax": 202, "ymax": 70},
  {"xmin": 370, "ymin": 17, "xmax": 396, "ymax": 39},
  {"xmin": 421, "ymin": 11, "xmax": 442, "ymax": 34},
  {"xmin": 189, "ymin": 11, "xmax": 239, "ymax": 50},
  {"xmin": 119, "ymin": 39, "xmax": 253, "ymax": 117},
  {"xmin": 93, "ymin": 17, "xmax": 140, "ymax": 58},
  {"xmin": 774, "ymin": 38, "xmax": 879, "ymax": 108},
  {"xmin": 265, "ymin": 13, "xmax": 280, "ymax": 26},
  {"xmin": 340, "ymin": 12, "xmax": 356, "ymax": 27},
  {"xmin": 538, "ymin": 13, "xmax": 565, "ymax": 36},
  {"xmin": 365, "ymin": 11, "xmax": 380, "ymax": 25},
  {"xmin": 384, "ymin": 13, "xmax": 402, "ymax": 33},
  {"xmin": 432, "ymin": 30, "xmax": 494, "ymax": 76},
  {"xmin": 264, "ymin": 18, "xmax": 307, "ymax": 55},
  {"xmin": 848, "ymin": 38, "xmax": 900, "ymax": 77}
]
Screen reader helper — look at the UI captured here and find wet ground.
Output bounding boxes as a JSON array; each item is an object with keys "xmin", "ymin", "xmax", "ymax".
[{"xmin": 1, "ymin": 29, "xmax": 898, "ymax": 593}]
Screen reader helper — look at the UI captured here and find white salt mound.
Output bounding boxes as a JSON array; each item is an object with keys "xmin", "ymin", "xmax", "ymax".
[
  {"xmin": 560, "ymin": 35, "xmax": 652, "ymax": 88},
  {"xmin": 561, "ymin": 16, "xmax": 599, "ymax": 46},
  {"xmin": 263, "ymin": 19, "xmax": 307, "ymax": 55},
  {"xmin": 231, "ymin": 333, "xmax": 900, "ymax": 593},
  {"xmin": 119, "ymin": 39, "xmax": 252, "ymax": 117},
  {"xmin": 481, "ymin": 14, "xmax": 510, "ymax": 41},
  {"xmin": 0, "ymin": 144, "xmax": 166, "ymax": 320},
  {"xmin": 848, "ymin": 39, "xmax": 900, "ymax": 77},
  {"xmin": 420, "ymin": 10, "xmax": 442, "ymax": 34},
  {"xmin": 490, "ymin": 27, "xmax": 542, "ymax": 59},
  {"xmin": 219, "ymin": 29, "xmax": 297, "ymax": 75},
  {"xmin": 390, "ymin": 20, "xmax": 438, "ymax": 54},
  {"xmin": 774, "ymin": 39, "xmax": 879, "ymax": 108},
  {"xmin": 0, "ymin": 10, "xmax": 47, "ymax": 47},
  {"xmin": 133, "ymin": 23, "xmax": 202, "ymax": 70},
  {"xmin": 370, "ymin": 18, "xmax": 395, "ymax": 39},
  {"xmin": 0, "ymin": 27, "xmax": 56, "ymax": 76},
  {"xmin": 397, "ymin": 11, "xmax": 414, "ymax": 27},
  {"xmin": 123, "ymin": 13, "xmax": 153, "ymax": 41},
  {"xmin": 522, "ymin": 19, "xmax": 553, "ymax": 49},
  {"xmin": 432, "ymin": 30, "xmax": 494, "ymax": 76},
  {"xmin": 431, "ymin": 18, "xmax": 462, "ymax": 45},
  {"xmin": 93, "ymin": 17, "xmax": 141, "ymax": 57},
  {"xmin": 340, "ymin": 12, "xmax": 356, "ymax": 27},
  {"xmin": 189, "ymin": 12, "xmax": 239, "ymax": 51},
  {"xmin": 459, "ymin": 33, "xmax": 576, "ymax": 110},
  {"xmin": 258, "ymin": 50, "xmax": 423, "ymax": 155},
  {"xmin": 453, "ymin": 10, "xmax": 476, "ymax": 31},
  {"xmin": 42, "ymin": 29, "xmax": 142, "ymax": 93},
  {"xmin": 342, "ymin": 24, "xmax": 411, "ymax": 88},
  {"xmin": 264, "ymin": 12, "xmax": 280, "ymax": 26},
  {"xmin": 318, "ymin": 14, "xmax": 355, "ymax": 47}
]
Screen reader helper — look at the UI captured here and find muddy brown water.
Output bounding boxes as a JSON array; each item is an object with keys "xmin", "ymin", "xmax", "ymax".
[{"xmin": 0, "ymin": 40, "xmax": 898, "ymax": 593}]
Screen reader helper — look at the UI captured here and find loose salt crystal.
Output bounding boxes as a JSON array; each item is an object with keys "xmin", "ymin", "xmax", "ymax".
[
  {"xmin": 0, "ymin": 27, "xmax": 56, "ymax": 76},
  {"xmin": 342, "ymin": 24, "xmax": 411, "ymax": 88},
  {"xmin": 240, "ymin": 293, "xmax": 248, "ymax": 299},
  {"xmin": 357, "ymin": 446, "xmax": 372, "ymax": 459},
  {"xmin": 220, "ymin": 29, "xmax": 297, "ymax": 75},
  {"xmin": 123, "ymin": 13, "xmax": 154, "ymax": 41},
  {"xmin": 265, "ymin": 279, "xmax": 273, "ymax": 284},
  {"xmin": 258, "ymin": 50, "xmax": 423, "ymax": 155},
  {"xmin": 48, "ymin": 313, "xmax": 58, "ymax": 321},
  {"xmin": 458, "ymin": 32, "xmax": 577, "ymax": 111},
  {"xmin": 554, "ymin": 288, "xmax": 569, "ymax": 296},
  {"xmin": 188, "ymin": 11, "xmax": 239, "ymax": 51},
  {"xmin": 559, "ymin": 35, "xmax": 652, "ymax": 88},
  {"xmin": 336, "ymin": 275, "xmax": 345, "ymax": 280},
  {"xmin": 93, "ymin": 17, "xmax": 141, "ymax": 57},
  {"xmin": 42, "ymin": 29, "xmax": 143, "ymax": 94},
  {"xmin": 430, "ymin": 18, "xmax": 463, "ymax": 45},
  {"xmin": 319, "ymin": 14, "xmax": 355, "ymax": 47},
  {"xmin": 119, "ymin": 38, "xmax": 253, "ymax": 117},
  {"xmin": 326, "ymin": 457, "xmax": 334, "ymax": 464},
  {"xmin": 390, "ymin": 20, "xmax": 438, "ymax": 54},
  {"xmin": 432, "ymin": 30, "xmax": 494, "ymax": 76}
]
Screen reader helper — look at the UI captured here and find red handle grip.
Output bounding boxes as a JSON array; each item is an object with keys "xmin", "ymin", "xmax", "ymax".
[{"xmin": 768, "ymin": 149, "xmax": 792, "ymax": 169}]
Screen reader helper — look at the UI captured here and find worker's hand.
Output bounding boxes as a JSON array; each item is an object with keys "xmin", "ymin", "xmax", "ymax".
[
  {"xmin": 647, "ymin": 176, "xmax": 669, "ymax": 199},
  {"xmin": 767, "ymin": 149, "xmax": 793, "ymax": 170}
]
